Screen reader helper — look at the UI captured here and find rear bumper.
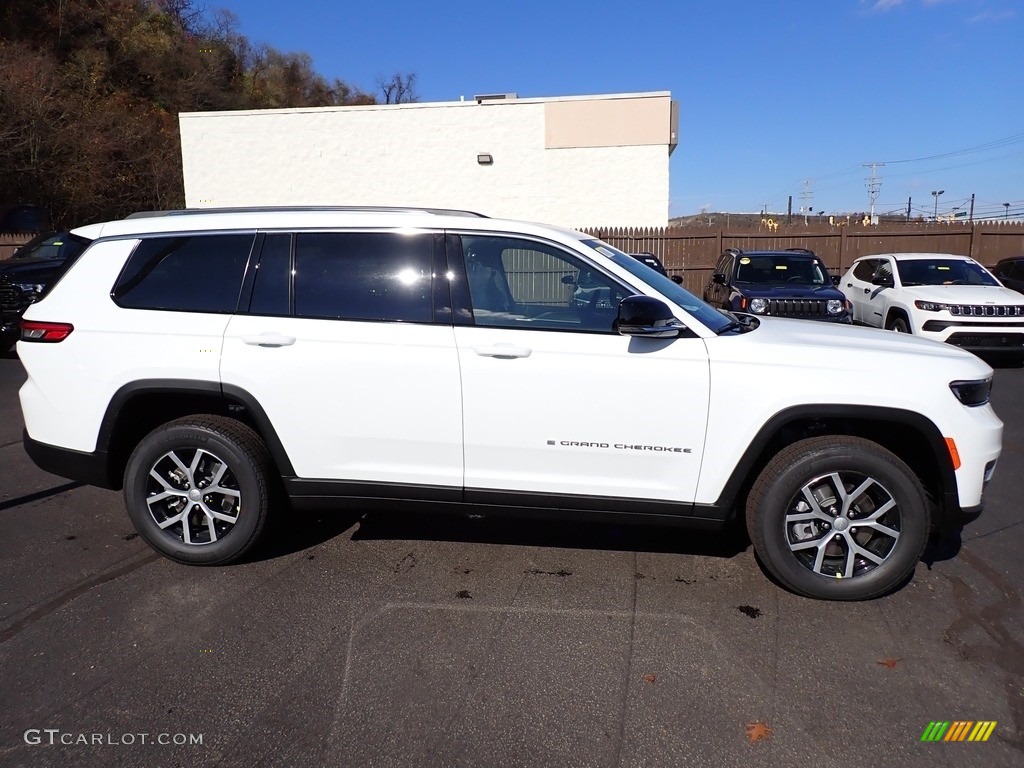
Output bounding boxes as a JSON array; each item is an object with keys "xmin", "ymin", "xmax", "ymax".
[{"xmin": 23, "ymin": 430, "xmax": 118, "ymax": 489}]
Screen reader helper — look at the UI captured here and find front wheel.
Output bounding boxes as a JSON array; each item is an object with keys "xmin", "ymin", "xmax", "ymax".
[
  {"xmin": 887, "ymin": 316, "xmax": 910, "ymax": 333},
  {"xmin": 746, "ymin": 436, "xmax": 930, "ymax": 600},
  {"xmin": 123, "ymin": 415, "xmax": 273, "ymax": 565}
]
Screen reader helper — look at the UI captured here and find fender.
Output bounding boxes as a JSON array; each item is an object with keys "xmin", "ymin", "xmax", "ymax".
[
  {"xmin": 96, "ymin": 379, "xmax": 296, "ymax": 478},
  {"xmin": 698, "ymin": 403, "xmax": 957, "ymax": 521}
]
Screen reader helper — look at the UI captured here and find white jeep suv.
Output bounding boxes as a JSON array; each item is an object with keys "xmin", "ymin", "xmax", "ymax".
[
  {"xmin": 840, "ymin": 252, "xmax": 1024, "ymax": 358},
  {"xmin": 17, "ymin": 208, "xmax": 1003, "ymax": 600}
]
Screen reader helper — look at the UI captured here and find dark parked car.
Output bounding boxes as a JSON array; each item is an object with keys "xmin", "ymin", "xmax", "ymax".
[
  {"xmin": 992, "ymin": 256, "xmax": 1024, "ymax": 294},
  {"xmin": 629, "ymin": 252, "xmax": 683, "ymax": 283},
  {"xmin": 1, "ymin": 231, "xmax": 88, "ymax": 352},
  {"xmin": 703, "ymin": 247, "xmax": 851, "ymax": 323}
]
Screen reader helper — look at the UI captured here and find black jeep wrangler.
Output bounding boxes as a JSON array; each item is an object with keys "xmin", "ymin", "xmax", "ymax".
[{"xmin": 702, "ymin": 247, "xmax": 851, "ymax": 323}]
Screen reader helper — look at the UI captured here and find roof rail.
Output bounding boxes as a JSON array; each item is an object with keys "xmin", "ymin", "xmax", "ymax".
[{"xmin": 126, "ymin": 206, "xmax": 489, "ymax": 219}]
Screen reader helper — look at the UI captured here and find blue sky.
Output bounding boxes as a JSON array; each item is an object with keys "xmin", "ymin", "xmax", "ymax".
[{"xmin": 223, "ymin": 0, "xmax": 1022, "ymax": 219}]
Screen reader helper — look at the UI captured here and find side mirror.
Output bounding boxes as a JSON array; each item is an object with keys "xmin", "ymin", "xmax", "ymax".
[
  {"xmin": 712, "ymin": 272, "xmax": 726, "ymax": 285},
  {"xmin": 617, "ymin": 295, "xmax": 684, "ymax": 338},
  {"xmin": 561, "ymin": 274, "xmax": 575, "ymax": 285},
  {"xmin": 671, "ymin": 275, "xmax": 683, "ymax": 284},
  {"xmin": 831, "ymin": 275, "xmax": 840, "ymax": 286},
  {"xmin": 871, "ymin": 274, "xmax": 894, "ymax": 288}
]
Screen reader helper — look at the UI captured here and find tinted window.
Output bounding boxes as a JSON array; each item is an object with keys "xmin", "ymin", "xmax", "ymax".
[
  {"xmin": 114, "ymin": 234, "xmax": 253, "ymax": 312},
  {"xmin": 852, "ymin": 259, "xmax": 877, "ymax": 281},
  {"xmin": 294, "ymin": 232, "xmax": 432, "ymax": 322},
  {"xmin": 12, "ymin": 232, "xmax": 87, "ymax": 262},
  {"xmin": 895, "ymin": 258, "xmax": 998, "ymax": 287},
  {"xmin": 734, "ymin": 254, "xmax": 829, "ymax": 285},
  {"xmin": 249, "ymin": 234, "xmax": 292, "ymax": 316},
  {"xmin": 463, "ymin": 236, "xmax": 629, "ymax": 332}
]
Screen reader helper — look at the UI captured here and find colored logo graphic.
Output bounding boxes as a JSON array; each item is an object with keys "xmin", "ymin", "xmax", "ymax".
[{"xmin": 921, "ymin": 721, "xmax": 997, "ymax": 742}]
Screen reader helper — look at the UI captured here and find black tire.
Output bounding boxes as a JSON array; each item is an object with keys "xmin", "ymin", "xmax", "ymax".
[
  {"xmin": 123, "ymin": 415, "xmax": 272, "ymax": 565},
  {"xmin": 746, "ymin": 436, "xmax": 930, "ymax": 600},
  {"xmin": 887, "ymin": 316, "xmax": 910, "ymax": 334}
]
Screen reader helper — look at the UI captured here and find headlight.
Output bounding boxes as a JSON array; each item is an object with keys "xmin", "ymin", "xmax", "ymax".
[
  {"xmin": 827, "ymin": 299, "xmax": 844, "ymax": 315},
  {"xmin": 915, "ymin": 300, "xmax": 949, "ymax": 312},
  {"xmin": 749, "ymin": 298, "xmax": 768, "ymax": 314},
  {"xmin": 949, "ymin": 377, "xmax": 992, "ymax": 407},
  {"xmin": 13, "ymin": 282, "xmax": 44, "ymax": 295}
]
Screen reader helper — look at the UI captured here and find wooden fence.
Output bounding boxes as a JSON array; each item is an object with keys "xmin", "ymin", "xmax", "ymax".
[
  {"xmin": 583, "ymin": 221, "xmax": 1024, "ymax": 294},
  {"xmin": 0, "ymin": 233, "xmax": 32, "ymax": 260}
]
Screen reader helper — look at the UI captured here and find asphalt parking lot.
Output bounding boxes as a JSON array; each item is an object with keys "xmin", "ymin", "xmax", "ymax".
[{"xmin": 0, "ymin": 349, "xmax": 1021, "ymax": 768}]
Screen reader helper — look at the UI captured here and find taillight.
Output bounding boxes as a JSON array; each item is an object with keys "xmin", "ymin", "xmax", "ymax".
[{"xmin": 20, "ymin": 321, "xmax": 74, "ymax": 343}]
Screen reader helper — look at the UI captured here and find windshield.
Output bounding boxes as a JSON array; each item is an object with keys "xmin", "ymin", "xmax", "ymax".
[
  {"xmin": 582, "ymin": 238, "xmax": 735, "ymax": 333},
  {"xmin": 896, "ymin": 258, "xmax": 1000, "ymax": 287},
  {"xmin": 734, "ymin": 253, "xmax": 829, "ymax": 286},
  {"xmin": 11, "ymin": 232, "xmax": 89, "ymax": 262}
]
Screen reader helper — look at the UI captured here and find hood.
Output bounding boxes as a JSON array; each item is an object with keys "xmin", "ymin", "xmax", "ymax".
[
  {"xmin": 737, "ymin": 284, "xmax": 845, "ymax": 300},
  {"xmin": 714, "ymin": 314, "xmax": 988, "ymax": 367},
  {"xmin": 900, "ymin": 284, "xmax": 1024, "ymax": 306}
]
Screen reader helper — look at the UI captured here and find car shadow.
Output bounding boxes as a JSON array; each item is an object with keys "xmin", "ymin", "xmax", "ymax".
[
  {"xmin": 252, "ymin": 505, "xmax": 750, "ymax": 562},
  {"xmin": 349, "ymin": 509, "xmax": 750, "ymax": 560}
]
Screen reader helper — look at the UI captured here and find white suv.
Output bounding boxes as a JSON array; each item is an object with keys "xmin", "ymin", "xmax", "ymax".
[
  {"xmin": 840, "ymin": 252, "xmax": 1024, "ymax": 358},
  {"xmin": 17, "ymin": 208, "xmax": 1003, "ymax": 600}
]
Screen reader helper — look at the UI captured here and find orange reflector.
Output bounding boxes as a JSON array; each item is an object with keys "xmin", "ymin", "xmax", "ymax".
[{"xmin": 945, "ymin": 438, "xmax": 961, "ymax": 470}]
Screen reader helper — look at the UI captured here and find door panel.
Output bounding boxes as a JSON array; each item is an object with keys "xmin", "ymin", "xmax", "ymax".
[
  {"xmin": 451, "ymin": 234, "xmax": 710, "ymax": 502},
  {"xmin": 221, "ymin": 230, "xmax": 463, "ymax": 486}
]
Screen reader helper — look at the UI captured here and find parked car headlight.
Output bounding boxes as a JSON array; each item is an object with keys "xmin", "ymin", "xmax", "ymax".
[
  {"xmin": 949, "ymin": 377, "xmax": 992, "ymax": 407},
  {"xmin": 827, "ymin": 299, "xmax": 844, "ymax": 315},
  {"xmin": 915, "ymin": 300, "xmax": 949, "ymax": 312},
  {"xmin": 748, "ymin": 298, "xmax": 768, "ymax": 314}
]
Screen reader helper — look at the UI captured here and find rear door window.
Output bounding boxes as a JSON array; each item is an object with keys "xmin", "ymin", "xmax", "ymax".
[{"xmin": 293, "ymin": 232, "xmax": 433, "ymax": 323}]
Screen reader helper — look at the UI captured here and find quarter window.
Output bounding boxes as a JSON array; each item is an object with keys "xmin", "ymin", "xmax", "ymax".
[{"xmin": 113, "ymin": 234, "xmax": 254, "ymax": 313}]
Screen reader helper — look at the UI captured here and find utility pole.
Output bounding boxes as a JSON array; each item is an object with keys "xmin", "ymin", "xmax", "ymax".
[
  {"xmin": 800, "ymin": 181, "xmax": 813, "ymax": 226},
  {"xmin": 969, "ymin": 193, "xmax": 975, "ymax": 222},
  {"xmin": 1005, "ymin": 203, "xmax": 1011, "ymax": 219},
  {"xmin": 787, "ymin": 195, "xmax": 793, "ymax": 225},
  {"xmin": 931, "ymin": 189, "xmax": 945, "ymax": 221},
  {"xmin": 864, "ymin": 163, "xmax": 885, "ymax": 221},
  {"xmin": 906, "ymin": 197, "xmax": 912, "ymax": 222}
]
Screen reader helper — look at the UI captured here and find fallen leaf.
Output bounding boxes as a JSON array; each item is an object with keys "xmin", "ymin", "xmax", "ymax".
[
  {"xmin": 642, "ymin": 673, "xmax": 656, "ymax": 684},
  {"xmin": 745, "ymin": 721, "xmax": 773, "ymax": 743},
  {"xmin": 876, "ymin": 658, "xmax": 901, "ymax": 669}
]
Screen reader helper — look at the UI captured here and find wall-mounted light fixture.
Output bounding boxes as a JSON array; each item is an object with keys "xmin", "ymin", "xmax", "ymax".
[{"xmin": 477, "ymin": 153, "xmax": 493, "ymax": 165}]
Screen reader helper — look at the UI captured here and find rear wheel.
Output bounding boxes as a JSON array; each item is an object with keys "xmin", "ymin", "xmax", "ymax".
[
  {"xmin": 123, "ymin": 415, "xmax": 272, "ymax": 565},
  {"xmin": 746, "ymin": 436, "xmax": 929, "ymax": 600}
]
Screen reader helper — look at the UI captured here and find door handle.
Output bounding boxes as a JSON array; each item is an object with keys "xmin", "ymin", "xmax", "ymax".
[
  {"xmin": 472, "ymin": 344, "xmax": 532, "ymax": 359},
  {"xmin": 241, "ymin": 333, "xmax": 296, "ymax": 347}
]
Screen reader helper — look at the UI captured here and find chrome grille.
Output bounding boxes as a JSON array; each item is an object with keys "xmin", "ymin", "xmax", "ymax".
[
  {"xmin": 0, "ymin": 277, "xmax": 21, "ymax": 312},
  {"xmin": 767, "ymin": 299, "xmax": 828, "ymax": 317}
]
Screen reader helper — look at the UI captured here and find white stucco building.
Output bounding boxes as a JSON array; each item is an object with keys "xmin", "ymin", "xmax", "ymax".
[{"xmin": 178, "ymin": 91, "xmax": 678, "ymax": 228}]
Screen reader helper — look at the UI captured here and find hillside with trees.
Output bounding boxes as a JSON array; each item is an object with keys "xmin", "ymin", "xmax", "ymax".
[{"xmin": 0, "ymin": 0, "xmax": 417, "ymax": 227}]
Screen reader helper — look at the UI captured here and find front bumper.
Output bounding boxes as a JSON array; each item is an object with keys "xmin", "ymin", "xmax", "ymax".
[
  {"xmin": 1, "ymin": 316, "xmax": 21, "ymax": 348},
  {"xmin": 918, "ymin": 317, "xmax": 1024, "ymax": 351}
]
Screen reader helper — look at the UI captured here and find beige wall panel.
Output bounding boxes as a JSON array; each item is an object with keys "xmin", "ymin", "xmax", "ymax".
[{"xmin": 545, "ymin": 96, "xmax": 671, "ymax": 149}]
